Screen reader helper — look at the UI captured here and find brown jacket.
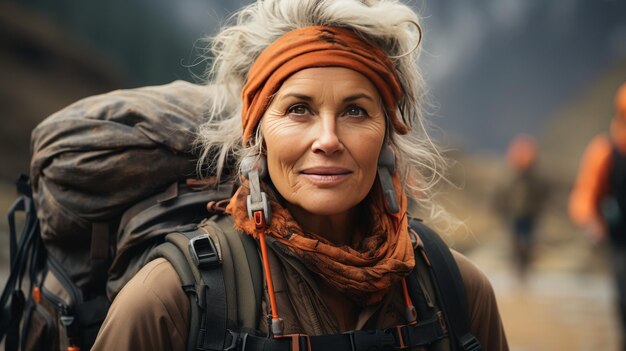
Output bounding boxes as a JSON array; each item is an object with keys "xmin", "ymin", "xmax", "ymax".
[{"xmin": 93, "ymin": 241, "xmax": 508, "ymax": 350}]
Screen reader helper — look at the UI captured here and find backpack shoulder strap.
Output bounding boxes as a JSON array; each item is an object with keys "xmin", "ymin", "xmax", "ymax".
[
  {"xmin": 409, "ymin": 218, "xmax": 482, "ymax": 351},
  {"xmin": 149, "ymin": 215, "xmax": 262, "ymax": 351},
  {"xmin": 212, "ymin": 216, "xmax": 263, "ymax": 329}
]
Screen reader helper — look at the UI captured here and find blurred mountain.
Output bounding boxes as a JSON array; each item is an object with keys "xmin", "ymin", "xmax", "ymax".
[
  {"xmin": 420, "ymin": 0, "xmax": 626, "ymax": 152},
  {"xmin": 541, "ymin": 58, "xmax": 626, "ymax": 182}
]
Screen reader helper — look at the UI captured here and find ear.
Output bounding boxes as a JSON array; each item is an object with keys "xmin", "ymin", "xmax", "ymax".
[{"xmin": 377, "ymin": 144, "xmax": 399, "ymax": 214}]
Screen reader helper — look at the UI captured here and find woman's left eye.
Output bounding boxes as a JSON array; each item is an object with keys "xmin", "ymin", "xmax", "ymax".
[{"xmin": 344, "ymin": 106, "xmax": 368, "ymax": 117}]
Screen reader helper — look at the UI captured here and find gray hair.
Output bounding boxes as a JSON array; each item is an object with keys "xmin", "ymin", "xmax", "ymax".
[{"xmin": 196, "ymin": 0, "xmax": 448, "ymax": 221}]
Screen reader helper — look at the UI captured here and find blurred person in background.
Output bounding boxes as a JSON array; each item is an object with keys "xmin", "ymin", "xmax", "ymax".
[
  {"xmin": 494, "ymin": 134, "xmax": 548, "ymax": 282},
  {"xmin": 569, "ymin": 83, "xmax": 626, "ymax": 349}
]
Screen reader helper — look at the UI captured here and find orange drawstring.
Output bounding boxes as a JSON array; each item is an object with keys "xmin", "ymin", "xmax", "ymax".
[
  {"xmin": 253, "ymin": 211, "xmax": 283, "ymax": 335},
  {"xmin": 401, "ymin": 278, "xmax": 417, "ymax": 324}
]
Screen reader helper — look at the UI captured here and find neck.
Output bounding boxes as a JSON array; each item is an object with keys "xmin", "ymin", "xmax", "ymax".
[{"xmin": 287, "ymin": 205, "xmax": 360, "ymax": 246}]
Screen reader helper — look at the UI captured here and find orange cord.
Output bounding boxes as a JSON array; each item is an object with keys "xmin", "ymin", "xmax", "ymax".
[
  {"xmin": 259, "ymin": 230, "xmax": 280, "ymax": 321},
  {"xmin": 254, "ymin": 211, "xmax": 280, "ymax": 322},
  {"xmin": 401, "ymin": 278, "xmax": 412, "ymax": 306},
  {"xmin": 401, "ymin": 278, "xmax": 417, "ymax": 324}
]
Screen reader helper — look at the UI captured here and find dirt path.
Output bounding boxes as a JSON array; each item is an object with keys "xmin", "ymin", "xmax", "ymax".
[{"xmin": 466, "ymin": 229, "xmax": 622, "ymax": 351}]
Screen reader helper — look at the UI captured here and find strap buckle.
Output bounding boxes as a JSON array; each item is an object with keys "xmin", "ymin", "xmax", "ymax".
[
  {"xmin": 344, "ymin": 330, "xmax": 396, "ymax": 351},
  {"xmin": 388, "ymin": 313, "xmax": 448, "ymax": 349},
  {"xmin": 459, "ymin": 333, "xmax": 482, "ymax": 351},
  {"xmin": 275, "ymin": 334, "xmax": 311, "ymax": 351},
  {"xmin": 189, "ymin": 235, "xmax": 220, "ymax": 268},
  {"xmin": 224, "ymin": 330, "xmax": 243, "ymax": 351},
  {"xmin": 246, "ymin": 192, "xmax": 271, "ymax": 225}
]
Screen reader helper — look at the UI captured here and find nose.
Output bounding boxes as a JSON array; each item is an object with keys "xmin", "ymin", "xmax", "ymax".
[{"xmin": 311, "ymin": 114, "xmax": 343, "ymax": 155}]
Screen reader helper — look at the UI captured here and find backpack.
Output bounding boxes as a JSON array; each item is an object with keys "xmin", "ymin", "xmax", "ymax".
[
  {"xmin": 0, "ymin": 82, "xmax": 480, "ymax": 351},
  {"xmin": 604, "ymin": 143, "xmax": 626, "ymax": 247},
  {"xmin": 0, "ymin": 80, "xmax": 225, "ymax": 350}
]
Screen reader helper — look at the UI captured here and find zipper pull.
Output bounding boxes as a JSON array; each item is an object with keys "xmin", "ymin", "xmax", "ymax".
[{"xmin": 59, "ymin": 304, "xmax": 80, "ymax": 351}]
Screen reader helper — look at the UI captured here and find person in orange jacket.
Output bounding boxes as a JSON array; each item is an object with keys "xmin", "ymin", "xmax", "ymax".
[{"xmin": 569, "ymin": 82, "xmax": 626, "ymax": 347}]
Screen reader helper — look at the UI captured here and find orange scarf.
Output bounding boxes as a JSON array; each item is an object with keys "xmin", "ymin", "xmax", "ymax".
[
  {"xmin": 240, "ymin": 26, "xmax": 408, "ymax": 145},
  {"xmin": 225, "ymin": 175, "xmax": 415, "ymax": 306}
]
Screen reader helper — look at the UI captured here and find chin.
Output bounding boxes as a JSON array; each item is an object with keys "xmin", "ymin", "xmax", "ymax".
[{"xmin": 297, "ymin": 197, "xmax": 361, "ymax": 216}]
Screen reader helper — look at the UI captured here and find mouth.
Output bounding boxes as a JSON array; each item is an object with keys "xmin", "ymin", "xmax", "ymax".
[{"xmin": 300, "ymin": 167, "xmax": 352, "ymax": 185}]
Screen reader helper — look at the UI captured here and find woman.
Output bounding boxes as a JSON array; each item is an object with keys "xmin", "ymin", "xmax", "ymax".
[{"xmin": 93, "ymin": 0, "xmax": 508, "ymax": 350}]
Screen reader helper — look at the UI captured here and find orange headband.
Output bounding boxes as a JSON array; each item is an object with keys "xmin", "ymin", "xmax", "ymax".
[{"xmin": 241, "ymin": 26, "xmax": 407, "ymax": 145}]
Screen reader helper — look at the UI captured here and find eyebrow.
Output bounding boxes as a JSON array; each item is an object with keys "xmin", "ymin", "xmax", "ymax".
[
  {"xmin": 344, "ymin": 93, "xmax": 375, "ymax": 103},
  {"xmin": 278, "ymin": 92, "xmax": 376, "ymax": 103}
]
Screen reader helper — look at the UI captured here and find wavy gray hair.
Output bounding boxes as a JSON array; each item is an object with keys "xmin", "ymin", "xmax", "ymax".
[{"xmin": 196, "ymin": 0, "xmax": 447, "ymax": 221}]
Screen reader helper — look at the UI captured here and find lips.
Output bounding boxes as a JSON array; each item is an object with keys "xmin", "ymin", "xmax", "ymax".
[
  {"xmin": 300, "ymin": 167, "xmax": 351, "ymax": 175},
  {"xmin": 300, "ymin": 167, "xmax": 352, "ymax": 185}
]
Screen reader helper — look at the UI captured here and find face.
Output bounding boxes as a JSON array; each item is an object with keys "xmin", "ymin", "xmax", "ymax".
[{"xmin": 261, "ymin": 67, "xmax": 386, "ymax": 219}]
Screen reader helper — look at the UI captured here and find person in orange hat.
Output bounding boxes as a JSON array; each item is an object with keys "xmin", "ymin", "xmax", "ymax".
[
  {"xmin": 569, "ymin": 82, "xmax": 626, "ymax": 347},
  {"xmin": 494, "ymin": 134, "xmax": 548, "ymax": 281}
]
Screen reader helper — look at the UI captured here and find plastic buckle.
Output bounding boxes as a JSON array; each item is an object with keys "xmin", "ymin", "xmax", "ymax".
[
  {"xmin": 224, "ymin": 330, "xmax": 240, "ymax": 351},
  {"xmin": 459, "ymin": 334, "xmax": 482, "ymax": 351},
  {"xmin": 246, "ymin": 192, "xmax": 271, "ymax": 224},
  {"xmin": 275, "ymin": 334, "xmax": 311, "ymax": 351},
  {"xmin": 345, "ymin": 330, "xmax": 396, "ymax": 351},
  {"xmin": 391, "ymin": 325, "xmax": 408, "ymax": 349},
  {"xmin": 189, "ymin": 235, "xmax": 220, "ymax": 268}
]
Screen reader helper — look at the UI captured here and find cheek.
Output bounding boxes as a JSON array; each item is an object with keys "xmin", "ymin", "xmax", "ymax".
[
  {"xmin": 262, "ymin": 122, "xmax": 304, "ymax": 191},
  {"xmin": 348, "ymin": 126, "xmax": 386, "ymax": 177},
  {"xmin": 265, "ymin": 144, "xmax": 288, "ymax": 182},
  {"xmin": 358, "ymin": 147, "xmax": 382, "ymax": 183}
]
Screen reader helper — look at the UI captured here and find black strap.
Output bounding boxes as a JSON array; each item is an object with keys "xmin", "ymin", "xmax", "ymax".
[
  {"xmin": 227, "ymin": 313, "xmax": 446, "ymax": 351},
  {"xmin": 409, "ymin": 219, "xmax": 481, "ymax": 351},
  {"xmin": 0, "ymin": 175, "xmax": 43, "ymax": 351},
  {"xmin": 184, "ymin": 228, "xmax": 229, "ymax": 351}
]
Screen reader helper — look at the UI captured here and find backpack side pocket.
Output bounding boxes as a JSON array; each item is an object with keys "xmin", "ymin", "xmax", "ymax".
[{"xmin": 21, "ymin": 295, "xmax": 56, "ymax": 351}]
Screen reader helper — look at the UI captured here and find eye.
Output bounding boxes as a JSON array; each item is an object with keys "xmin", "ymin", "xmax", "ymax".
[
  {"xmin": 344, "ymin": 106, "xmax": 368, "ymax": 117},
  {"xmin": 287, "ymin": 104, "xmax": 311, "ymax": 116}
]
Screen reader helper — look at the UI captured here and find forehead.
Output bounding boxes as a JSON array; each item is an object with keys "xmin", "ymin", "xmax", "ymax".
[{"xmin": 277, "ymin": 67, "xmax": 380, "ymax": 96}]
